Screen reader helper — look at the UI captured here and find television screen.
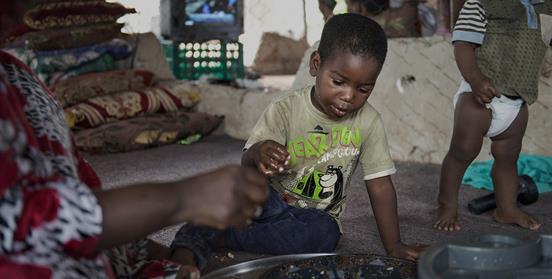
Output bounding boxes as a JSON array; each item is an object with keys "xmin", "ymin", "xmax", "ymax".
[
  {"xmin": 161, "ymin": 0, "xmax": 243, "ymax": 41},
  {"xmin": 185, "ymin": 0, "xmax": 238, "ymax": 25}
]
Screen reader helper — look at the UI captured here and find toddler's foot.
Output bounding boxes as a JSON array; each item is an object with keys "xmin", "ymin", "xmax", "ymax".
[
  {"xmin": 493, "ymin": 208, "xmax": 542, "ymax": 231},
  {"xmin": 433, "ymin": 205, "xmax": 461, "ymax": 231}
]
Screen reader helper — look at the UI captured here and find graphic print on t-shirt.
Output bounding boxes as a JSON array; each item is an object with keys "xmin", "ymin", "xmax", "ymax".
[
  {"xmin": 291, "ymin": 165, "xmax": 345, "ymax": 213},
  {"xmin": 278, "ymin": 124, "xmax": 361, "ymax": 216}
]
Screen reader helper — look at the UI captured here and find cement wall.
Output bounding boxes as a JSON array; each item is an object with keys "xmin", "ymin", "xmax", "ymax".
[
  {"xmin": 371, "ymin": 36, "xmax": 552, "ymax": 163},
  {"xmin": 193, "ymin": 36, "xmax": 552, "ymax": 164}
]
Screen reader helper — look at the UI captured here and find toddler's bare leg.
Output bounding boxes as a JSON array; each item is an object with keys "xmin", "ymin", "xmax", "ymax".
[
  {"xmin": 434, "ymin": 93, "xmax": 491, "ymax": 231},
  {"xmin": 490, "ymin": 104, "xmax": 541, "ymax": 230}
]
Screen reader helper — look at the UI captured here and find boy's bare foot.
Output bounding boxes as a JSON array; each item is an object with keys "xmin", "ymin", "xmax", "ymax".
[
  {"xmin": 493, "ymin": 208, "xmax": 542, "ymax": 231},
  {"xmin": 433, "ymin": 205, "xmax": 461, "ymax": 231}
]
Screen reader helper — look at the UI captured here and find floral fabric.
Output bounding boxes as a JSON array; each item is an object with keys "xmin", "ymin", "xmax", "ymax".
[{"xmin": 0, "ymin": 50, "xmax": 181, "ymax": 278}]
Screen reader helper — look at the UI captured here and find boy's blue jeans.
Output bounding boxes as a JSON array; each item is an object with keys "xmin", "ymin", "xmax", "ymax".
[{"xmin": 170, "ymin": 187, "xmax": 341, "ymax": 269}]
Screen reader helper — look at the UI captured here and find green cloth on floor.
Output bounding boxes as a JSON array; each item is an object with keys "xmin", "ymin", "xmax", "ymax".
[
  {"xmin": 462, "ymin": 154, "xmax": 552, "ymax": 193},
  {"xmin": 178, "ymin": 134, "xmax": 202, "ymax": 145}
]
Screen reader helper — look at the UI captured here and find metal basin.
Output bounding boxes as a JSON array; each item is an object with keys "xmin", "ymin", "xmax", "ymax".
[{"xmin": 202, "ymin": 253, "xmax": 334, "ymax": 279}]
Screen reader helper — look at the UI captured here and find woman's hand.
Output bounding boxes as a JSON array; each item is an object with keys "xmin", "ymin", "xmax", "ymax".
[{"xmin": 177, "ymin": 166, "xmax": 269, "ymax": 229}]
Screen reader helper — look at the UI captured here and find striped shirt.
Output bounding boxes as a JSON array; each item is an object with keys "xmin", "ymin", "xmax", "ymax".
[
  {"xmin": 452, "ymin": 0, "xmax": 544, "ymax": 45},
  {"xmin": 452, "ymin": 0, "xmax": 487, "ymax": 45}
]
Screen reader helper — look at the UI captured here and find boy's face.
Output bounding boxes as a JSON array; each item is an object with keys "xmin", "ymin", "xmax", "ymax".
[{"xmin": 309, "ymin": 50, "xmax": 382, "ymax": 120}]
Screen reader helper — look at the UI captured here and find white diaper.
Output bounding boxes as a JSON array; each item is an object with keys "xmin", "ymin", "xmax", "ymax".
[{"xmin": 453, "ymin": 80, "xmax": 524, "ymax": 138}]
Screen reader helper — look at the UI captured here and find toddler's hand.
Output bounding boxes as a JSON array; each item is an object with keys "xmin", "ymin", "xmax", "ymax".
[
  {"xmin": 471, "ymin": 75, "xmax": 500, "ymax": 105},
  {"xmin": 388, "ymin": 242, "xmax": 428, "ymax": 261},
  {"xmin": 256, "ymin": 140, "xmax": 290, "ymax": 176}
]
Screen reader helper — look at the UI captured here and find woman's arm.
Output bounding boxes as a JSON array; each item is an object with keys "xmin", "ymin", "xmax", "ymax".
[{"xmin": 94, "ymin": 165, "xmax": 268, "ymax": 251}]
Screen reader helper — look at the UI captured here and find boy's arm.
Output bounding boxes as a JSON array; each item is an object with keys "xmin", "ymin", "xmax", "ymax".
[
  {"xmin": 365, "ymin": 176, "xmax": 400, "ymax": 253},
  {"xmin": 454, "ymin": 42, "xmax": 499, "ymax": 104},
  {"xmin": 452, "ymin": 0, "xmax": 499, "ymax": 104},
  {"xmin": 242, "ymin": 142, "xmax": 263, "ymax": 169},
  {"xmin": 451, "ymin": 0, "xmax": 467, "ymax": 26},
  {"xmin": 242, "ymin": 99, "xmax": 290, "ymax": 175},
  {"xmin": 365, "ymin": 176, "xmax": 425, "ymax": 260},
  {"xmin": 454, "ymin": 42, "xmax": 484, "ymax": 86}
]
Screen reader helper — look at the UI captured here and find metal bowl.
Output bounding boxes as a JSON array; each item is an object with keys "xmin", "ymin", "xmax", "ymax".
[{"xmin": 202, "ymin": 253, "xmax": 334, "ymax": 279}]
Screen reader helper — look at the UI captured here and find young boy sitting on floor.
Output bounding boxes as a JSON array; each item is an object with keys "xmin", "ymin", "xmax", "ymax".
[{"xmin": 170, "ymin": 14, "xmax": 424, "ymax": 273}]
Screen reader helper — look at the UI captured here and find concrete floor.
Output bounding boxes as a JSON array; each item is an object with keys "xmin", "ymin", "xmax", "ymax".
[{"xmin": 85, "ymin": 134, "xmax": 552, "ymax": 275}]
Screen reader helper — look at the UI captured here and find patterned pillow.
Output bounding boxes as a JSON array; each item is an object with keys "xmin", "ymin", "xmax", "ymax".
[
  {"xmin": 6, "ymin": 23, "xmax": 124, "ymax": 51},
  {"xmin": 35, "ymin": 38, "xmax": 133, "ymax": 74},
  {"xmin": 43, "ymin": 53, "xmax": 118, "ymax": 87},
  {"xmin": 52, "ymin": 70, "xmax": 155, "ymax": 108},
  {"xmin": 65, "ymin": 81, "xmax": 202, "ymax": 129},
  {"xmin": 24, "ymin": 1, "xmax": 136, "ymax": 30},
  {"xmin": 74, "ymin": 111, "xmax": 223, "ymax": 153}
]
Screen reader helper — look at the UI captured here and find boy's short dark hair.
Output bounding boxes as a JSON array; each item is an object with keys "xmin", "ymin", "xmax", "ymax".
[{"xmin": 318, "ymin": 13, "xmax": 388, "ymax": 66}]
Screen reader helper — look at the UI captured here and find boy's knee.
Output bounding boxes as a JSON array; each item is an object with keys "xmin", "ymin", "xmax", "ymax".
[
  {"xmin": 491, "ymin": 144, "xmax": 520, "ymax": 163},
  {"xmin": 300, "ymin": 210, "xmax": 340, "ymax": 253},
  {"xmin": 491, "ymin": 141, "xmax": 521, "ymax": 162},
  {"xmin": 449, "ymin": 143, "xmax": 480, "ymax": 163},
  {"xmin": 313, "ymin": 216, "xmax": 340, "ymax": 252}
]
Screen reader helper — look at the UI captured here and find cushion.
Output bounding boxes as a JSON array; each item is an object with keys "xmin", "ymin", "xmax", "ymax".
[
  {"xmin": 24, "ymin": 1, "xmax": 136, "ymax": 30},
  {"xmin": 74, "ymin": 111, "xmax": 223, "ymax": 153},
  {"xmin": 6, "ymin": 22, "xmax": 124, "ymax": 51},
  {"xmin": 65, "ymin": 81, "xmax": 202, "ymax": 129},
  {"xmin": 35, "ymin": 38, "xmax": 133, "ymax": 74},
  {"xmin": 42, "ymin": 53, "xmax": 118, "ymax": 86},
  {"xmin": 52, "ymin": 69, "xmax": 155, "ymax": 107}
]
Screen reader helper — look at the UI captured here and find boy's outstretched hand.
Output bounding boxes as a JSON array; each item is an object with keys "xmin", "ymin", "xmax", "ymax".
[
  {"xmin": 388, "ymin": 242, "xmax": 428, "ymax": 261},
  {"xmin": 250, "ymin": 140, "xmax": 290, "ymax": 176}
]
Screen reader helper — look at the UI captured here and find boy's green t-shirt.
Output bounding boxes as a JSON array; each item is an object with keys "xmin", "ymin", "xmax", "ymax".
[{"xmin": 245, "ymin": 86, "xmax": 396, "ymax": 220}]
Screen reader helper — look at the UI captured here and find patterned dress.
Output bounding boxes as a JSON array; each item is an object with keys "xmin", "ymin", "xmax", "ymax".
[{"xmin": 0, "ymin": 51, "xmax": 180, "ymax": 278}]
